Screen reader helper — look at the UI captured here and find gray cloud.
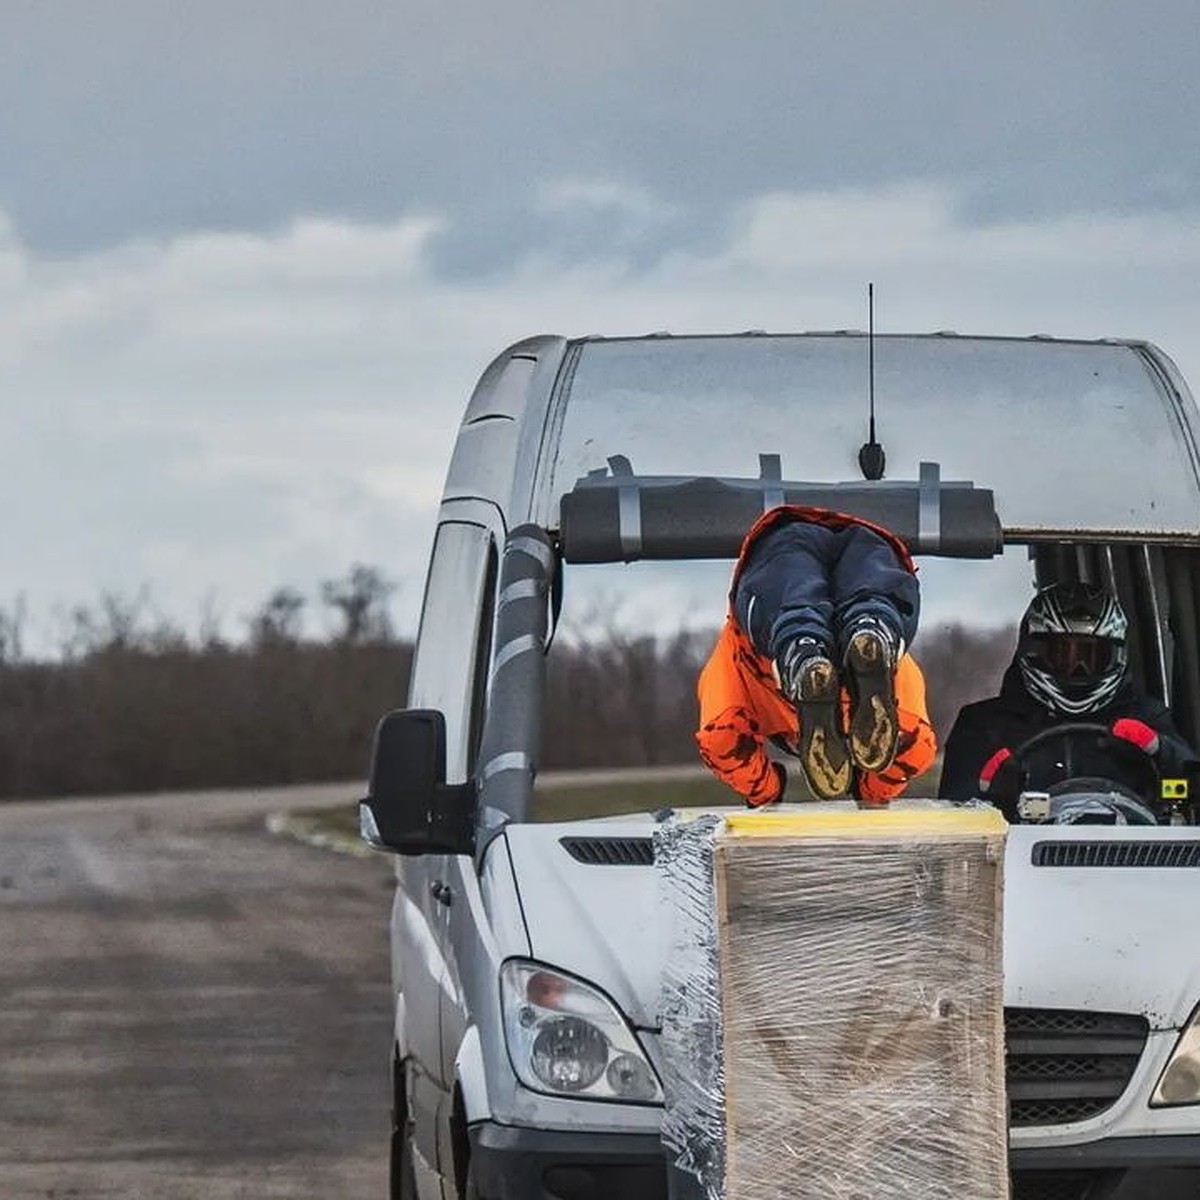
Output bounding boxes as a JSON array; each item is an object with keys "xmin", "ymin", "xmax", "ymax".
[
  {"xmin": 3, "ymin": 1, "xmax": 1198, "ymax": 261},
  {"xmin": 6, "ymin": 184, "xmax": 1200, "ymax": 654},
  {"xmin": 6, "ymin": 2, "xmax": 1200, "ymax": 651}
]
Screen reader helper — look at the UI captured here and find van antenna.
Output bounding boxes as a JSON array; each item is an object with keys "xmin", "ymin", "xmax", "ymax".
[{"xmin": 858, "ymin": 282, "xmax": 886, "ymax": 480}]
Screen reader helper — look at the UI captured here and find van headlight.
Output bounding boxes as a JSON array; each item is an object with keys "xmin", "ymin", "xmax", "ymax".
[
  {"xmin": 1152, "ymin": 1006, "xmax": 1200, "ymax": 1107},
  {"xmin": 500, "ymin": 960, "xmax": 662, "ymax": 1104}
]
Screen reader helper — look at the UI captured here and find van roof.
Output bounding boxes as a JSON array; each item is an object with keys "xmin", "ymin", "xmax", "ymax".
[{"xmin": 534, "ymin": 332, "xmax": 1200, "ymax": 542}]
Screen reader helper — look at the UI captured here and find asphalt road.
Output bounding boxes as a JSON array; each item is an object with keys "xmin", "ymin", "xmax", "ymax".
[{"xmin": 0, "ymin": 783, "xmax": 396, "ymax": 1200}]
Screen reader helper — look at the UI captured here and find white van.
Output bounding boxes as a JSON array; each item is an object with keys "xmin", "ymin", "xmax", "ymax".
[{"xmin": 361, "ymin": 331, "xmax": 1200, "ymax": 1200}]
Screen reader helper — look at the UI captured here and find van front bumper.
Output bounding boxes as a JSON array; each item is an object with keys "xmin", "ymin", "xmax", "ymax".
[
  {"xmin": 1011, "ymin": 1135, "xmax": 1200, "ymax": 1200},
  {"xmin": 469, "ymin": 1124, "xmax": 1200, "ymax": 1200},
  {"xmin": 468, "ymin": 1121, "xmax": 667, "ymax": 1200}
]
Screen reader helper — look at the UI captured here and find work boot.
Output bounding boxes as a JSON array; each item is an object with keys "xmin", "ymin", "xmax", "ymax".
[
  {"xmin": 775, "ymin": 640, "xmax": 851, "ymax": 800},
  {"xmin": 843, "ymin": 619, "xmax": 901, "ymax": 773}
]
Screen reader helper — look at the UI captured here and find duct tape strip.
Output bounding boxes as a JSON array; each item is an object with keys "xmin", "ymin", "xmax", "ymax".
[
  {"xmin": 759, "ymin": 452, "xmax": 785, "ymax": 512},
  {"xmin": 918, "ymin": 461, "xmax": 941, "ymax": 552},
  {"xmin": 498, "ymin": 578, "xmax": 544, "ymax": 609},
  {"xmin": 493, "ymin": 633, "xmax": 540, "ymax": 673},
  {"xmin": 618, "ymin": 483, "xmax": 643, "ymax": 557},
  {"xmin": 507, "ymin": 535, "xmax": 554, "ymax": 572},
  {"xmin": 479, "ymin": 751, "xmax": 531, "ymax": 783}
]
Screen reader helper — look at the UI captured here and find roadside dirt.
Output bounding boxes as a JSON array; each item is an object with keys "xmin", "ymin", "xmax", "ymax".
[{"xmin": 0, "ymin": 786, "xmax": 395, "ymax": 1199}]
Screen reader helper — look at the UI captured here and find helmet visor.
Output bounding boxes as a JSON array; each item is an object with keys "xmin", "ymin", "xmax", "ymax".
[{"xmin": 1024, "ymin": 633, "xmax": 1118, "ymax": 680}]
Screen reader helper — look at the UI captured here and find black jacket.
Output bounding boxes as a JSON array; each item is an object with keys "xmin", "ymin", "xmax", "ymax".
[{"xmin": 938, "ymin": 660, "xmax": 1197, "ymax": 802}]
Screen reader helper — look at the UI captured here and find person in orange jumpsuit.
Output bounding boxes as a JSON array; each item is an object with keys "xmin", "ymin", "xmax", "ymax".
[{"xmin": 696, "ymin": 505, "xmax": 937, "ymax": 805}]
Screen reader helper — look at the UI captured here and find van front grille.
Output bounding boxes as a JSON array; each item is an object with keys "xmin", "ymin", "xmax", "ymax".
[
  {"xmin": 559, "ymin": 836, "xmax": 654, "ymax": 866},
  {"xmin": 1031, "ymin": 840, "xmax": 1200, "ymax": 868},
  {"xmin": 1005, "ymin": 1008, "xmax": 1148, "ymax": 1127}
]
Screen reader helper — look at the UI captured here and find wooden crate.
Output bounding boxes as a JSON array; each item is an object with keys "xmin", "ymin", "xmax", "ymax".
[{"xmin": 712, "ymin": 805, "xmax": 1008, "ymax": 1200}]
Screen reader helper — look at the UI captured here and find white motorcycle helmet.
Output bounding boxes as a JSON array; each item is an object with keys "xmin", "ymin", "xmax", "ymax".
[{"xmin": 1017, "ymin": 582, "xmax": 1129, "ymax": 716}]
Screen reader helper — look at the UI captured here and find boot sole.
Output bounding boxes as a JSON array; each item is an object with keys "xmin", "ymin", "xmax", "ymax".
[
  {"xmin": 846, "ymin": 631, "xmax": 899, "ymax": 773},
  {"xmin": 797, "ymin": 658, "xmax": 851, "ymax": 799}
]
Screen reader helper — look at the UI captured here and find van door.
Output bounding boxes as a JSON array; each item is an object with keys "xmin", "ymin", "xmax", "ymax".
[{"xmin": 399, "ymin": 519, "xmax": 498, "ymax": 1177}]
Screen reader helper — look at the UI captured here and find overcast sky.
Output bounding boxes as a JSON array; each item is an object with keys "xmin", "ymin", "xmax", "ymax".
[{"xmin": 4, "ymin": 1, "xmax": 1200, "ymax": 654}]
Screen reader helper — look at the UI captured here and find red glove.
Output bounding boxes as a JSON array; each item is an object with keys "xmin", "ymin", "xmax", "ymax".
[
  {"xmin": 978, "ymin": 747, "xmax": 1013, "ymax": 794},
  {"xmin": 1111, "ymin": 718, "xmax": 1160, "ymax": 756}
]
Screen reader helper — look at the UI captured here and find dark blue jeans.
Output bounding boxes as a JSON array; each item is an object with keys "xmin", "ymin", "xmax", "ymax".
[{"xmin": 733, "ymin": 520, "xmax": 920, "ymax": 661}]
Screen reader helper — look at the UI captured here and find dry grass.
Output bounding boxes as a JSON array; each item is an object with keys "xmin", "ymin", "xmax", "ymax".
[{"xmin": 301, "ymin": 760, "xmax": 943, "ymax": 843}]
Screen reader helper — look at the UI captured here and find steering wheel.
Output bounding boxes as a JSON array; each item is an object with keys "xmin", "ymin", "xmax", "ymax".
[{"xmin": 987, "ymin": 721, "xmax": 1162, "ymax": 822}]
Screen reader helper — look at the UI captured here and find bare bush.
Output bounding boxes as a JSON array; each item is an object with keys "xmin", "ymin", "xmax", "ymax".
[
  {"xmin": 544, "ymin": 620, "xmax": 1017, "ymax": 772},
  {"xmin": 917, "ymin": 622, "xmax": 1018, "ymax": 743},
  {"xmin": 0, "ymin": 595, "xmax": 26, "ymax": 665},
  {"xmin": 0, "ymin": 565, "xmax": 1018, "ymax": 799},
  {"xmin": 321, "ymin": 565, "xmax": 395, "ymax": 645},
  {"xmin": 248, "ymin": 587, "xmax": 307, "ymax": 649}
]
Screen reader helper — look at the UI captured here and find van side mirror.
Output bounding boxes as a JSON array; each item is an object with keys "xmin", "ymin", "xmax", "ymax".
[{"xmin": 359, "ymin": 709, "xmax": 475, "ymax": 856}]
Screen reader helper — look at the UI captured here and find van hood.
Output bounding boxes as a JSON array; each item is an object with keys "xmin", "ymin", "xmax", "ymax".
[
  {"xmin": 504, "ymin": 815, "xmax": 1200, "ymax": 1033},
  {"xmin": 503, "ymin": 814, "xmax": 667, "ymax": 1029},
  {"xmin": 1003, "ymin": 824, "xmax": 1200, "ymax": 1028}
]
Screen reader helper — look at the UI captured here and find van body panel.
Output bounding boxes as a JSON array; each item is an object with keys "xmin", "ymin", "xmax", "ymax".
[
  {"xmin": 407, "ymin": 520, "xmax": 496, "ymax": 782},
  {"xmin": 447, "ymin": 831, "xmax": 667, "ymax": 1134},
  {"xmin": 1004, "ymin": 825, "xmax": 1200, "ymax": 1025},
  {"xmin": 391, "ymin": 858, "xmax": 448, "ymax": 1082},
  {"xmin": 410, "ymin": 1125, "xmax": 442, "ymax": 1200},
  {"xmin": 431, "ymin": 495, "xmax": 511, "ymax": 531},
  {"xmin": 486, "ymin": 1085, "xmax": 667, "ymax": 1135},
  {"xmin": 454, "ymin": 1024, "xmax": 488, "ymax": 1125},
  {"xmin": 477, "ymin": 834, "xmax": 532, "ymax": 963},
  {"xmin": 442, "ymin": 838, "xmax": 535, "ymax": 1110},
  {"xmin": 441, "ymin": 840, "xmax": 522, "ymax": 1124},
  {"xmin": 446, "ymin": 336, "xmax": 569, "ymax": 523},
  {"xmin": 408, "ymin": 1055, "xmax": 446, "ymax": 1192},
  {"xmin": 503, "ymin": 822, "xmax": 667, "ymax": 1029},
  {"xmin": 443, "ymin": 420, "xmax": 524, "ymax": 511},
  {"xmin": 462, "ymin": 351, "xmax": 536, "ymax": 424}
]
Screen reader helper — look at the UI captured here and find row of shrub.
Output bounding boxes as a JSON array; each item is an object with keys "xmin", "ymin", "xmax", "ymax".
[{"xmin": 0, "ymin": 605, "xmax": 1015, "ymax": 799}]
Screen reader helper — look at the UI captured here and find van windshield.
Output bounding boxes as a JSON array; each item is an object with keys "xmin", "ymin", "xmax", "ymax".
[
  {"xmin": 530, "ymin": 547, "xmax": 1034, "ymax": 821},
  {"xmin": 549, "ymin": 335, "xmax": 1200, "ymax": 539}
]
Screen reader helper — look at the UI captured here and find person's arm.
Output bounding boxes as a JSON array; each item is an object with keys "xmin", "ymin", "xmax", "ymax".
[
  {"xmin": 937, "ymin": 710, "xmax": 982, "ymax": 801},
  {"xmin": 696, "ymin": 623, "xmax": 784, "ymax": 806},
  {"xmin": 1156, "ymin": 726, "xmax": 1199, "ymax": 777},
  {"xmin": 858, "ymin": 654, "xmax": 937, "ymax": 804}
]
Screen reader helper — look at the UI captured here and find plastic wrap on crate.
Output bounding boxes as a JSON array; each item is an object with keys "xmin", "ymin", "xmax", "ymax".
[
  {"xmin": 656, "ymin": 803, "xmax": 1009, "ymax": 1200},
  {"xmin": 656, "ymin": 813, "xmax": 726, "ymax": 1200}
]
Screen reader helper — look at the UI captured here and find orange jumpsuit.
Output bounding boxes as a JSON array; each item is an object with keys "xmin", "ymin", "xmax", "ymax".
[{"xmin": 695, "ymin": 507, "xmax": 937, "ymax": 805}]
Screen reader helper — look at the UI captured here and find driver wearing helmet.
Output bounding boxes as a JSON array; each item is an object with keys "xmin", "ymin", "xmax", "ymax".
[{"xmin": 938, "ymin": 581, "xmax": 1197, "ymax": 806}]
